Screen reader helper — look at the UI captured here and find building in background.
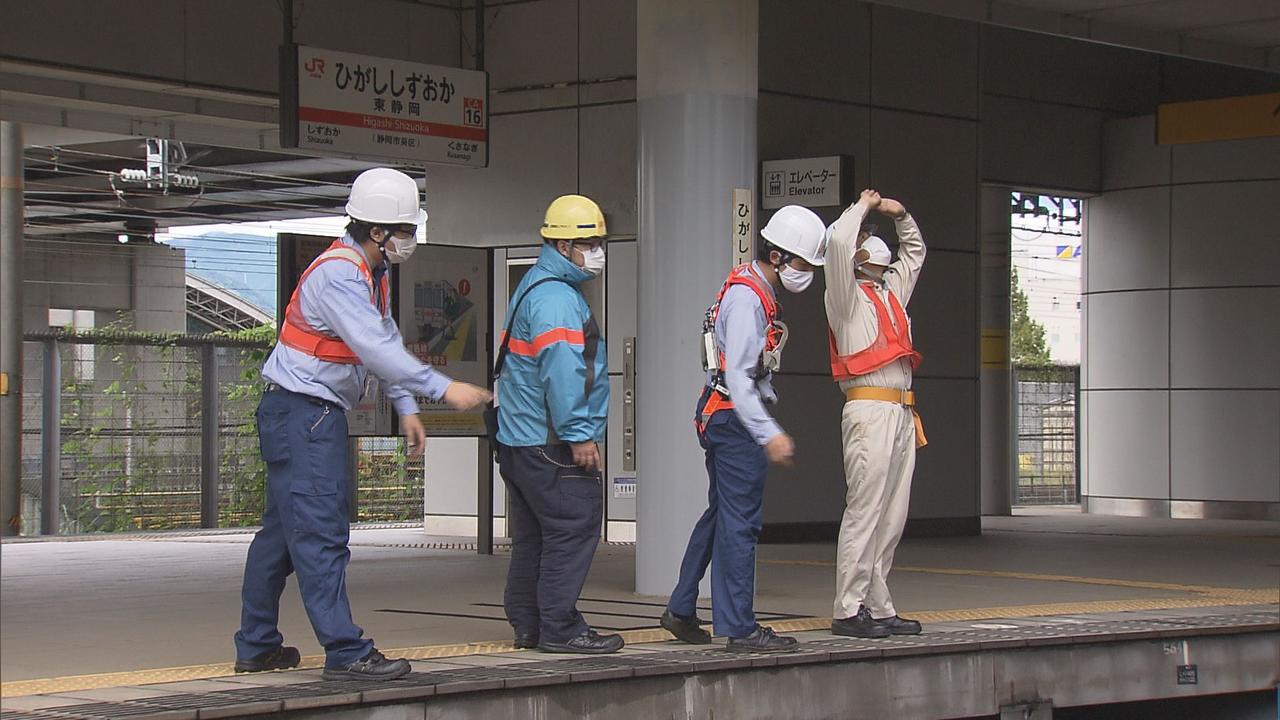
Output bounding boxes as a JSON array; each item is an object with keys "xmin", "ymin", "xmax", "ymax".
[{"xmin": 1011, "ymin": 193, "xmax": 1083, "ymax": 365}]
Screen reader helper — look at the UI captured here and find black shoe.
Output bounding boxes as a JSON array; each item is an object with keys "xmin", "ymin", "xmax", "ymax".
[
  {"xmin": 538, "ymin": 630, "xmax": 625, "ymax": 654},
  {"xmin": 875, "ymin": 615, "xmax": 922, "ymax": 635},
  {"xmin": 726, "ymin": 625, "xmax": 798, "ymax": 653},
  {"xmin": 513, "ymin": 632, "xmax": 539, "ymax": 649},
  {"xmin": 661, "ymin": 610, "xmax": 713, "ymax": 645},
  {"xmin": 831, "ymin": 606, "xmax": 892, "ymax": 639},
  {"xmin": 321, "ymin": 649, "xmax": 411, "ymax": 681},
  {"xmin": 234, "ymin": 645, "xmax": 301, "ymax": 673}
]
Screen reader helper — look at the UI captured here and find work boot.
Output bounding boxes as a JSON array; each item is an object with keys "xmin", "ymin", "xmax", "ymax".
[
  {"xmin": 831, "ymin": 606, "xmax": 891, "ymax": 639},
  {"xmin": 661, "ymin": 610, "xmax": 713, "ymax": 645},
  {"xmin": 726, "ymin": 625, "xmax": 798, "ymax": 653},
  {"xmin": 512, "ymin": 632, "xmax": 539, "ymax": 649},
  {"xmin": 538, "ymin": 630, "xmax": 625, "ymax": 655},
  {"xmin": 321, "ymin": 649, "xmax": 411, "ymax": 681},
  {"xmin": 875, "ymin": 614, "xmax": 922, "ymax": 635},
  {"xmin": 234, "ymin": 645, "xmax": 301, "ymax": 673}
]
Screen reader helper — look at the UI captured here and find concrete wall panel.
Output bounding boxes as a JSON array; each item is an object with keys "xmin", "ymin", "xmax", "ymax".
[
  {"xmin": 909, "ymin": 378, "xmax": 979, "ymax": 519},
  {"xmin": 185, "ymin": 0, "xmax": 279, "ymax": 93},
  {"xmin": 870, "ymin": 6, "xmax": 979, "ymax": 119},
  {"xmin": 981, "ymin": 95, "xmax": 1103, "ymax": 193},
  {"xmin": 982, "ymin": 26, "xmax": 1159, "ymax": 115},
  {"xmin": 427, "ymin": 110, "xmax": 578, "ymax": 247},
  {"xmin": 1171, "ymin": 390, "xmax": 1280, "ymax": 503},
  {"xmin": 1085, "ymin": 188, "xmax": 1170, "ymax": 293},
  {"xmin": 1170, "ymin": 182, "xmax": 1280, "ymax": 289},
  {"xmin": 759, "ymin": 0, "xmax": 870, "ymax": 104},
  {"xmin": 1084, "ymin": 291, "xmax": 1169, "ymax": 389},
  {"xmin": 1101, "ymin": 116, "xmax": 1170, "ymax": 192},
  {"xmin": 908, "ymin": 251, "xmax": 979, "ymax": 379},
  {"xmin": 1172, "ymin": 137, "xmax": 1280, "ymax": 185},
  {"xmin": 580, "ymin": 0, "xmax": 637, "ymax": 80},
  {"xmin": 1170, "ymin": 287, "xmax": 1280, "ymax": 389},
  {"xmin": 580, "ymin": 103, "xmax": 638, "ymax": 238},
  {"xmin": 296, "ymin": 0, "xmax": 461, "ymax": 68},
  {"xmin": 869, "ymin": 110, "xmax": 978, "ymax": 253},
  {"xmin": 478, "ymin": 0, "xmax": 577, "ymax": 88},
  {"xmin": 1085, "ymin": 390, "xmax": 1169, "ymax": 499},
  {"xmin": 763, "ymin": 375, "xmax": 849, "ymax": 524},
  {"xmin": 605, "ymin": 241, "xmax": 637, "ymax": 374},
  {"xmin": 0, "ymin": 1, "xmax": 186, "ymax": 82}
]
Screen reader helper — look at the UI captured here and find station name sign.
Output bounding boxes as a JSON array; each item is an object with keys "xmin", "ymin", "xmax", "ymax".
[
  {"xmin": 760, "ymin": 156, "xmax": 848, "ymax": 210},
  {"xmin": 281, "ymin": 45, "xmax": 488, "ymax": 167}
]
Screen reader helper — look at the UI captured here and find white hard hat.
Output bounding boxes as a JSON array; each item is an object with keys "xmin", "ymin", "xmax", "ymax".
[
  {"xmin": 861, "ymin": 236, "xmax": 892, "ymax": 266},
  {"xmin": 345, "ymin": 168, "xmax": 427, "ymax": 225},
  {"xmin": 760, "ymin": 205, "xmax": 827, "ymax": 266}
]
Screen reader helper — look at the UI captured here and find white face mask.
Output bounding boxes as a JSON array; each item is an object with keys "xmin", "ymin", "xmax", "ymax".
[
  {"xmin": 381, "ymin": 232, "xmax": 417, "ymax": 264},
  {"xmin": 580, "ymin": 245, "xmax": 606, "ymax": 276},
  {"xmin": 779, "ymin": 264, "xmax": 813, "ymax": 293}
]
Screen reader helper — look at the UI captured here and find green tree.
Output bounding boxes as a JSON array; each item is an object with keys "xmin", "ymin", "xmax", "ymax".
[{"xmin": 1011, "ymin": 266, "xmax": 1051, "ymax": 365}]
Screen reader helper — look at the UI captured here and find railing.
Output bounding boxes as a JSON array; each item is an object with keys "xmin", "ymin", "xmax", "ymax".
[
  {"xmin": 19, "ymin": 329, "xmax": 424, "ymax": 534},
  {"xmin": 1013, "ymin": 364, "xmax": 1080, "ymax": 506}
]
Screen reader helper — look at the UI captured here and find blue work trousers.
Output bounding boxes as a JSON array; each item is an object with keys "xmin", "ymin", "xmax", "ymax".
[
  {"xmin": 667, "ymin": 390, "xmax": 768, "ymax": 639},
  {"xmin": 498, "ymin": 443, "xmax": 603, "ymax": 644},
  {"xmin": 233, "ymin": 388, "xmax": 372, "ymax": 668}
]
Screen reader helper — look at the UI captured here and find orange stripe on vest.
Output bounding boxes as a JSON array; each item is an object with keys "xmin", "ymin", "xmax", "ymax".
[
  {"xmin": 828, "ymin": 283, "xmax": 922, "ymax": 381},
  {"xmin": 278, "ymin": 240, "xmax": 389, "ymax": 365},
  {"xmin": 504, "ymin": 327, "xmax": 586, "ymax": 357}
]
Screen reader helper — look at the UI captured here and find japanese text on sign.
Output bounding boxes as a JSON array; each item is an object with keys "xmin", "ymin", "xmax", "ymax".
[
  {"xmin": 761, "ymin": 156, "xmax": 844, "ymax": 209},
  {"xmin": 732, "ymin": 188, "xmax": 754, "ymax": 267},
  {"xmin": 289, "ymin": 45, "xmax": 488, "ymax": 167}
]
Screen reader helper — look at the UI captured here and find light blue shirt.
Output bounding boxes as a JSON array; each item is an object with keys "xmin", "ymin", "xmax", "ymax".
[
  {"xmin": 262, "ymin": 234, "xmax": 453, "ymax": 415},
  {"xmin": 707, "ymin": 261, "xmax": 783, "ymax": 446}
]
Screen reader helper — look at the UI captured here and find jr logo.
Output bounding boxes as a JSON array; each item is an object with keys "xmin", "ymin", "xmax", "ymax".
[{"xmin": 304, "ymin": 57, "xmax": 325, "ymax": 78}]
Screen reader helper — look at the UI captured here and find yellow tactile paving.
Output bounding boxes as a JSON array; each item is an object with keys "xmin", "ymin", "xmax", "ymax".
[{"xmin": 3, "ymin": 566, "xmax": 1274, "ymax": 699}]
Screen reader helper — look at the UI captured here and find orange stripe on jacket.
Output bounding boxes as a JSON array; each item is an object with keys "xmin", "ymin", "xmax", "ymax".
[{"xmin": 506, "ymin": 327, "xmax": 585, "ymax": 357}]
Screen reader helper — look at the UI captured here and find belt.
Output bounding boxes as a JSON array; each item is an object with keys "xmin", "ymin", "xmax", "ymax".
[
  {"xmin": 843, "ymin": 386, "xmax": 927, "ymax": 449},
  {"xmin": 844, "ymin": 386, "xmax": 915, "ymax": 406}
]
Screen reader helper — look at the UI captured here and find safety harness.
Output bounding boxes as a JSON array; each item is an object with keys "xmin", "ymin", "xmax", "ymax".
[
  {"xmin": 278, "ymin": 240, "xmax": 390, "ymax": 364},
  {"xmin": 828, "ymin": 281, "xmax": 928, "ymax": 447},
  {"xmin": 696, "ymin": 264, "xmax": 787, "ymax": 432}
]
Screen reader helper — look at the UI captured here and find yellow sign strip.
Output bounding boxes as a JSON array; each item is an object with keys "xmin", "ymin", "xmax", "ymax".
[{"xmin": 1157, "ymin": 92, "xmax": 1280, "ymax": 145}]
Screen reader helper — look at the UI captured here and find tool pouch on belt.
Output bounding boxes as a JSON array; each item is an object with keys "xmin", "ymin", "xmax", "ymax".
[
  {"xmin": 912, "ymin": 410, "xmax": 927, "ymax": 449},
  {"xmin": 486, "ymin": 277, "xmax": 570, "ymax": 454}
]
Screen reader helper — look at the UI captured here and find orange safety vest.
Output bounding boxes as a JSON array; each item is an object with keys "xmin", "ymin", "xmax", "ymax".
[
  {"xmin": 278, "ymin": 240, "xmax": 390, "ymax": 365},
  {"xmin": 828, "ymin": 283, "xmax": 922, "ymax": 382},
  {"xmin": 697, "ymin": 264, "xmax": 783, "ymax": 431}
]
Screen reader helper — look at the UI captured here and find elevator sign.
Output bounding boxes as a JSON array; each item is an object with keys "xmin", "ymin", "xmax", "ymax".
[
  {"xmin": 761, "ymin": 156, "xmax": 846, "ymax": 210},
  {"xmin": 283, "ymin": 45, "xmax": 489, "ymax": 167}
]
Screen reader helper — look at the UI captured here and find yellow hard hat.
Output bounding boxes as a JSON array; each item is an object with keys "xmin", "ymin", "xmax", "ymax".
[{"xmin": 541, "ymin": 194, "xmax": 607, "ymax": 240}]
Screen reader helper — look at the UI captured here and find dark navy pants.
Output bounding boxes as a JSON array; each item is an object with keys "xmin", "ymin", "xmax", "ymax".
[
  {"xmin": 234, "ymin": 388, "xmax": 372, "ymax": 668},
  {"xmin": 667, "ymin": 390, "xmax": 767, "ymax": 639},
  {"xmin": 497, "ymin": 443, "xmax": 603, "ymax": 644}
]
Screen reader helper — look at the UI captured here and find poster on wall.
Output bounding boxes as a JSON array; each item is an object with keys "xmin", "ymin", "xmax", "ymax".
[{"xmin": 398, "ymin": 245, "xmax": 490, "ymax": 436}]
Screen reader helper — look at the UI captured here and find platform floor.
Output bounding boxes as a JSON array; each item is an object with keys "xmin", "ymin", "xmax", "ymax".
[{"xmin": 2, "ymin": 507, "xmax": 1277, "ymax": 697}]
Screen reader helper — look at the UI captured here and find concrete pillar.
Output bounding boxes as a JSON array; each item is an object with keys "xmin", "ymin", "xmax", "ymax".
[
  {"xmin": 980, "ymin": 186, "xmax": 1013, "ymax": 515},
  {"xmin": 0, "ymin": 121, "xmax": 23, "ymax": 536},
  {"xmin": 635, "ymin": 0, "xmax": 758, "ymax": 595}
]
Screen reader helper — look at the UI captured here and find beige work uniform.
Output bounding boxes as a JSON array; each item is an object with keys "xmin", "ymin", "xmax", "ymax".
[{"xmin": 823, "ymin": 205, "xmax": 926, "ymax": 620}]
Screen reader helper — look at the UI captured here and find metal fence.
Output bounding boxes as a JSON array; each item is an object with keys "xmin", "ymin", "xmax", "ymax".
[
  {"xmin": 1013, "ymin": 364, "xmax": 1080, "ymax": 505},
  {"xmin": 19, "ymin": 330, "xmax": 424, "ymax": 534}
]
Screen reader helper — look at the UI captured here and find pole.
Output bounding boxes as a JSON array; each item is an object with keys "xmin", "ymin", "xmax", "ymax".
[
  {"xmin": 477, "ymin": 249, "xmax": 494, "ymax": 555},
  {"xmin": 200, "ymin": 343, "xmax": 220, "ymax": 528},
  {"xmin": 40, "ymin": 339, "xmax": 60, "ymax": 535},
  {"xmin": 0, "ymin": 121, "xmax": 25, "ymax": 536}
]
